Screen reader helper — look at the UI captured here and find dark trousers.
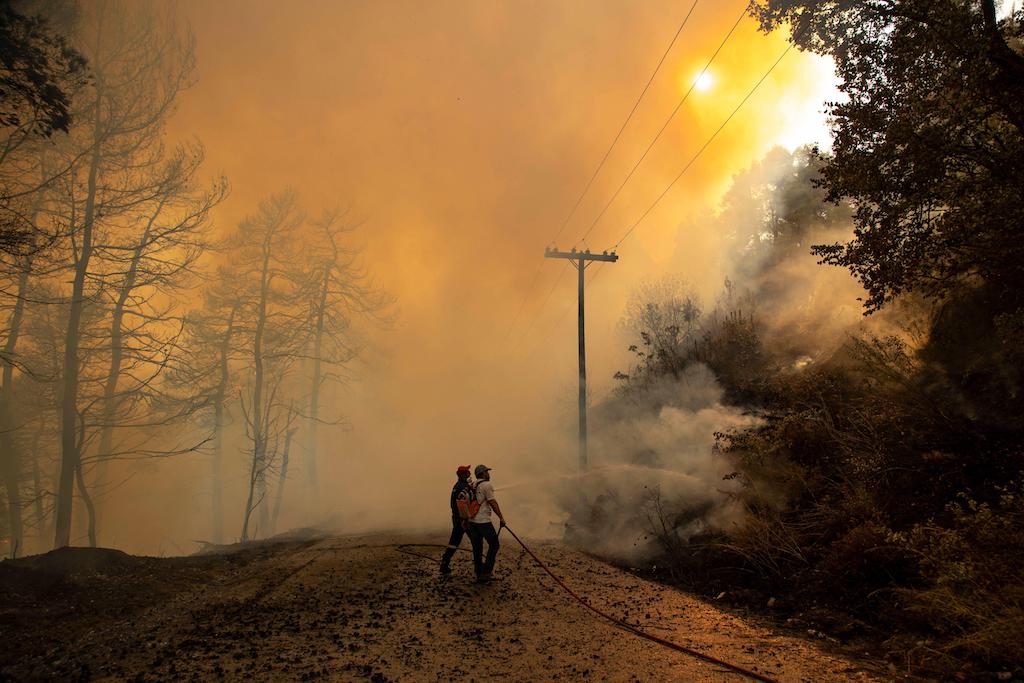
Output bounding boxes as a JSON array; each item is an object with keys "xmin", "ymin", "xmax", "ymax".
[
  {"xmin": 467, "ymin": 521, "xmax": 499, "ymax": 576},
  {"xmin": 440, "ymin": 515, "xmax": 464, "ymax": 570}
]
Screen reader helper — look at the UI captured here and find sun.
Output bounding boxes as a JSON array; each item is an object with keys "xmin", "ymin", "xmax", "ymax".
[{"xmin": 694, "ymin": 71, "xmax": 715, "ymax": 92}]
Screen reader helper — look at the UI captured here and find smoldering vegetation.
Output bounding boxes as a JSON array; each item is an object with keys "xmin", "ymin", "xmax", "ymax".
[
  {"xmin": 562, "ymin": 146, "xmax": 861, "ymax": 562},
  {"xmin": 560, "ymin": 365, "xmax": 760, "ymax": 562},
  {"xmin": 578, "ymin": 0, "xmax": 1024, "ymax": 674},
  {"xmin": 564, "ymin": 139, "xmax": 1024, "ymax": 677},
  {"xmin": 0, "ymin": 1, "xmax": 389, "ymax": 557}
]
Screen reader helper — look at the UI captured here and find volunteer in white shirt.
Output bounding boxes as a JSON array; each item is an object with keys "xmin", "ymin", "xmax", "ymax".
[{"xmin": 467, "ymin": 463, "xmax": 505, "ymax": 581}]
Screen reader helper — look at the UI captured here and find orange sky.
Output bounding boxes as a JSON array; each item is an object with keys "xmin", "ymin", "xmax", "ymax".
[{"xmin": 155, "ymin": 0, "xmax": 840, "ymax": 540}]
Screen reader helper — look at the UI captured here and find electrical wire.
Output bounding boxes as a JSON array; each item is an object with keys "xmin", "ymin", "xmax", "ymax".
[
  {"xmin": 511, "ymin": 4, "xmax": 750, "ymax": 351},
  {"xmin": 573, "ymin": 3, "xmax": 749, "ymax": 248},
  {"xmin": 552, "ymin": 0, "xmax": 700, "ymax": 249},
  {"xmin": 522, "ymin": 43, "xmax": 793, "ymax": 357},
  {"xmin": 609, "ymin": 45, "xmax": 793, "ymax": 250},
  {"xmin": 504, "ymin": 1, "xmax": 700, "ymax": 343}
]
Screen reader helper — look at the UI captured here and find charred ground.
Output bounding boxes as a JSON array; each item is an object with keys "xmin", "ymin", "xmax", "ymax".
[{"xmin": 0, "ymin": 531, "xmax": 886, "ymax": 682}]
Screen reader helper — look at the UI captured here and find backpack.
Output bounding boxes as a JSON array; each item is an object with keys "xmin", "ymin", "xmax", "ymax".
[{"xmin": 455, "ymin": 482, "xmax": 480, "ymax": 520}]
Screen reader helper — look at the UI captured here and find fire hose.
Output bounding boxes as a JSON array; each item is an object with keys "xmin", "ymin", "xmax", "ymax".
[{"xmin": 398, "ymin": 526, "xmax": 779, "ymax": 683}]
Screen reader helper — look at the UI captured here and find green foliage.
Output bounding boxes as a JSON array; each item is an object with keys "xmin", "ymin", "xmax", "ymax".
[
  {"xmin": 621, "ymin": 203, "xmax": 1023, "ymax": 675},
  {"xmin": 617, "ymin": 286, "xmax": 769, "ymax": 406},
  {"xmin": 0, "ymin": 0, "xmax": 87, "ymax": 255},
  {"xmin": 694, "ymin": 308, "xmax": 768, "ymax": 405},
  {"xmin": 0, "ymin": 0, "xmax": 86, "ymax": 136},
  {"xmin": 753, "ymin": 1, "xmax": 1024, "ymax": 321},
  {"xmin": 718, "ymin": 146, "xmax": 850, "ymax": 269}
]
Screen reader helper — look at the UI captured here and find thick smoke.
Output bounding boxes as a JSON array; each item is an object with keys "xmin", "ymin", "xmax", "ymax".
[
  {"xmin": 558, "ymin": 365, "xmax": 760, "ymax": 563},
  {"xmin": 12, "ymin": 2, "xmax": 843, "ymax": 556},
  {"xmin": 553, "ymin": 146, "xmax": 873, "ymax": 564}
]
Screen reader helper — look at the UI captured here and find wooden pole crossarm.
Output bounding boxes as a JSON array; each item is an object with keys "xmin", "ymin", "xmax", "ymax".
[{"xmin": 544, "ymin": 247, "xmax": 619, "ymax": 263}]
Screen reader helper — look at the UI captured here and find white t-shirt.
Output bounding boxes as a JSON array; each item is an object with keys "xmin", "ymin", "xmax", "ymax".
[{"xmin": 471, "ymin": 480, "xmax": 496, "ymax": 523}]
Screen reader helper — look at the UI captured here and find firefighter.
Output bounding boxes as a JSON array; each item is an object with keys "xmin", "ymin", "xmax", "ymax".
[{"xmin": 440, "ymin": 465, "xmax": 473, "ymax": 575}]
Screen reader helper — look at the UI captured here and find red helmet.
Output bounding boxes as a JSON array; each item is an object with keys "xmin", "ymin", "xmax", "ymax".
[{"xmin": 456, "ymin": 464, "xmax": 471, "ymax": 475}]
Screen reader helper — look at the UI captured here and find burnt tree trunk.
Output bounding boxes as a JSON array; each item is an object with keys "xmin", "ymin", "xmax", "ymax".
[
  {"xmin": 211, "ymin": 305, "xmax": 236, "ymax": 544},
  {"xmin": 270, "ymin": 426, "xmax": 296, "ymax": 536},
  {"xmin": 306, "ymin": 264, "xmax": 330, "ymax": 499},
  {"xmin": 240, "ymin": 244, "xmax": 272, "ymax": 542},
  {"xmin": 91, "ymin": 217, "xmax": 159, "ymax": 546},
  {"xmin": 0, "ymin": 263, "xmax": 30, "ymax": 557},
  {"xmin": 54, "ymin": 88, "xmax": 102, "ymax": 549},
  {"xmin": 30, "ymin": 424, "xmax": 45, "ymax": 553}
]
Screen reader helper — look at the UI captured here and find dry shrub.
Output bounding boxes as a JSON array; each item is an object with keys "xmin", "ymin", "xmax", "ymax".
[
  {"xmin": 699, "ymin": 309, "xmax": 767, "ymax": 396},
  {"xmin": 819, "ymin": 522, "xmax": 917, "ymax": 603},
  {"xmin": 718, "ymin": 506, "xmax": 809, "ymax": 583},
  {"xmin": 897, "ymin": 485, "xmax": 1024, "ymax": 668}
]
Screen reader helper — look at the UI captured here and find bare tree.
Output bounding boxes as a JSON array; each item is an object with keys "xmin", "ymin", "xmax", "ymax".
[
  {"xmin": 6, "ymin": 277, "xmax": 95, "ymax": 551},
  {"xmin": 170, "ymin": 282, "xmax": 240, "ymax": 545},
  {"xmin": 270, "ymin": 410, "xmax": 298, "ymax": 537},
  {"xmin": 620, "ymin": 275, "xmax": 702, "ymax": 382},
  {"xmin": 83, "ymin": 145, "xmax": 225, "ymax": 546},
  {"xmin": 225, "ymin": 191, "xmax": 306, "ymax": 542},
  {"xmin": 297, "ymin": 210, "xmax": 390, "ymax": 507},
  {"xmin": 0, "ymin": 254, "xmax": 31, "ymax": 556},
  {"xmin": 45, "ymin": 1, "xmax": 219, "ymax": 548}
]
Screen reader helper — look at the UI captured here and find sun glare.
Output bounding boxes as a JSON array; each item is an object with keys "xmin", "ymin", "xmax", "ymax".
[{"xmin": 694, "ymin": 71, "xmax": 714, "ymax": 92}]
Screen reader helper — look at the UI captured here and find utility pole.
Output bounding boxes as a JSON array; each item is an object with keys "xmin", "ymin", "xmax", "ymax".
[{"xmin": 544, "ymin": 247, "xmax": 619, "ymax": 472}]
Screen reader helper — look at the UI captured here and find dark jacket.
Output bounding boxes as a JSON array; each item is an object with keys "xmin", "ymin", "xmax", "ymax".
[{"xmin": 450, "ymin": 478, "xmax": 472, "ymax": 517}]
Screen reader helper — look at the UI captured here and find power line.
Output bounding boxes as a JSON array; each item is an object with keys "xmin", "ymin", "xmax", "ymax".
[
  {"xmin": 504, "ymin": 1, "xmax": 700, "ymax": 342},
  {"xmin": 610, "ymin": 45, "xmax": 792, "ymax": 250},
  {"xmin": 527, "ymin": 44, "xmax": 794, "ymax": 354},
  {"xmin": 551, "ymin": 0, "xmax": 700, "ymax": 249},
  {"xmin": 573, "ymin": 4, "xmax": 749, "ymax": 248},
  {"xmin": 513, "ymin": 4, "xmax": 746, "ymax": 351}
]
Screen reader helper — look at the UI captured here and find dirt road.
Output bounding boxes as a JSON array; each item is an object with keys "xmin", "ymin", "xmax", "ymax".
[{"xmin": 0, "ymin": 531, "xmax": 889, "ymax": 681}]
